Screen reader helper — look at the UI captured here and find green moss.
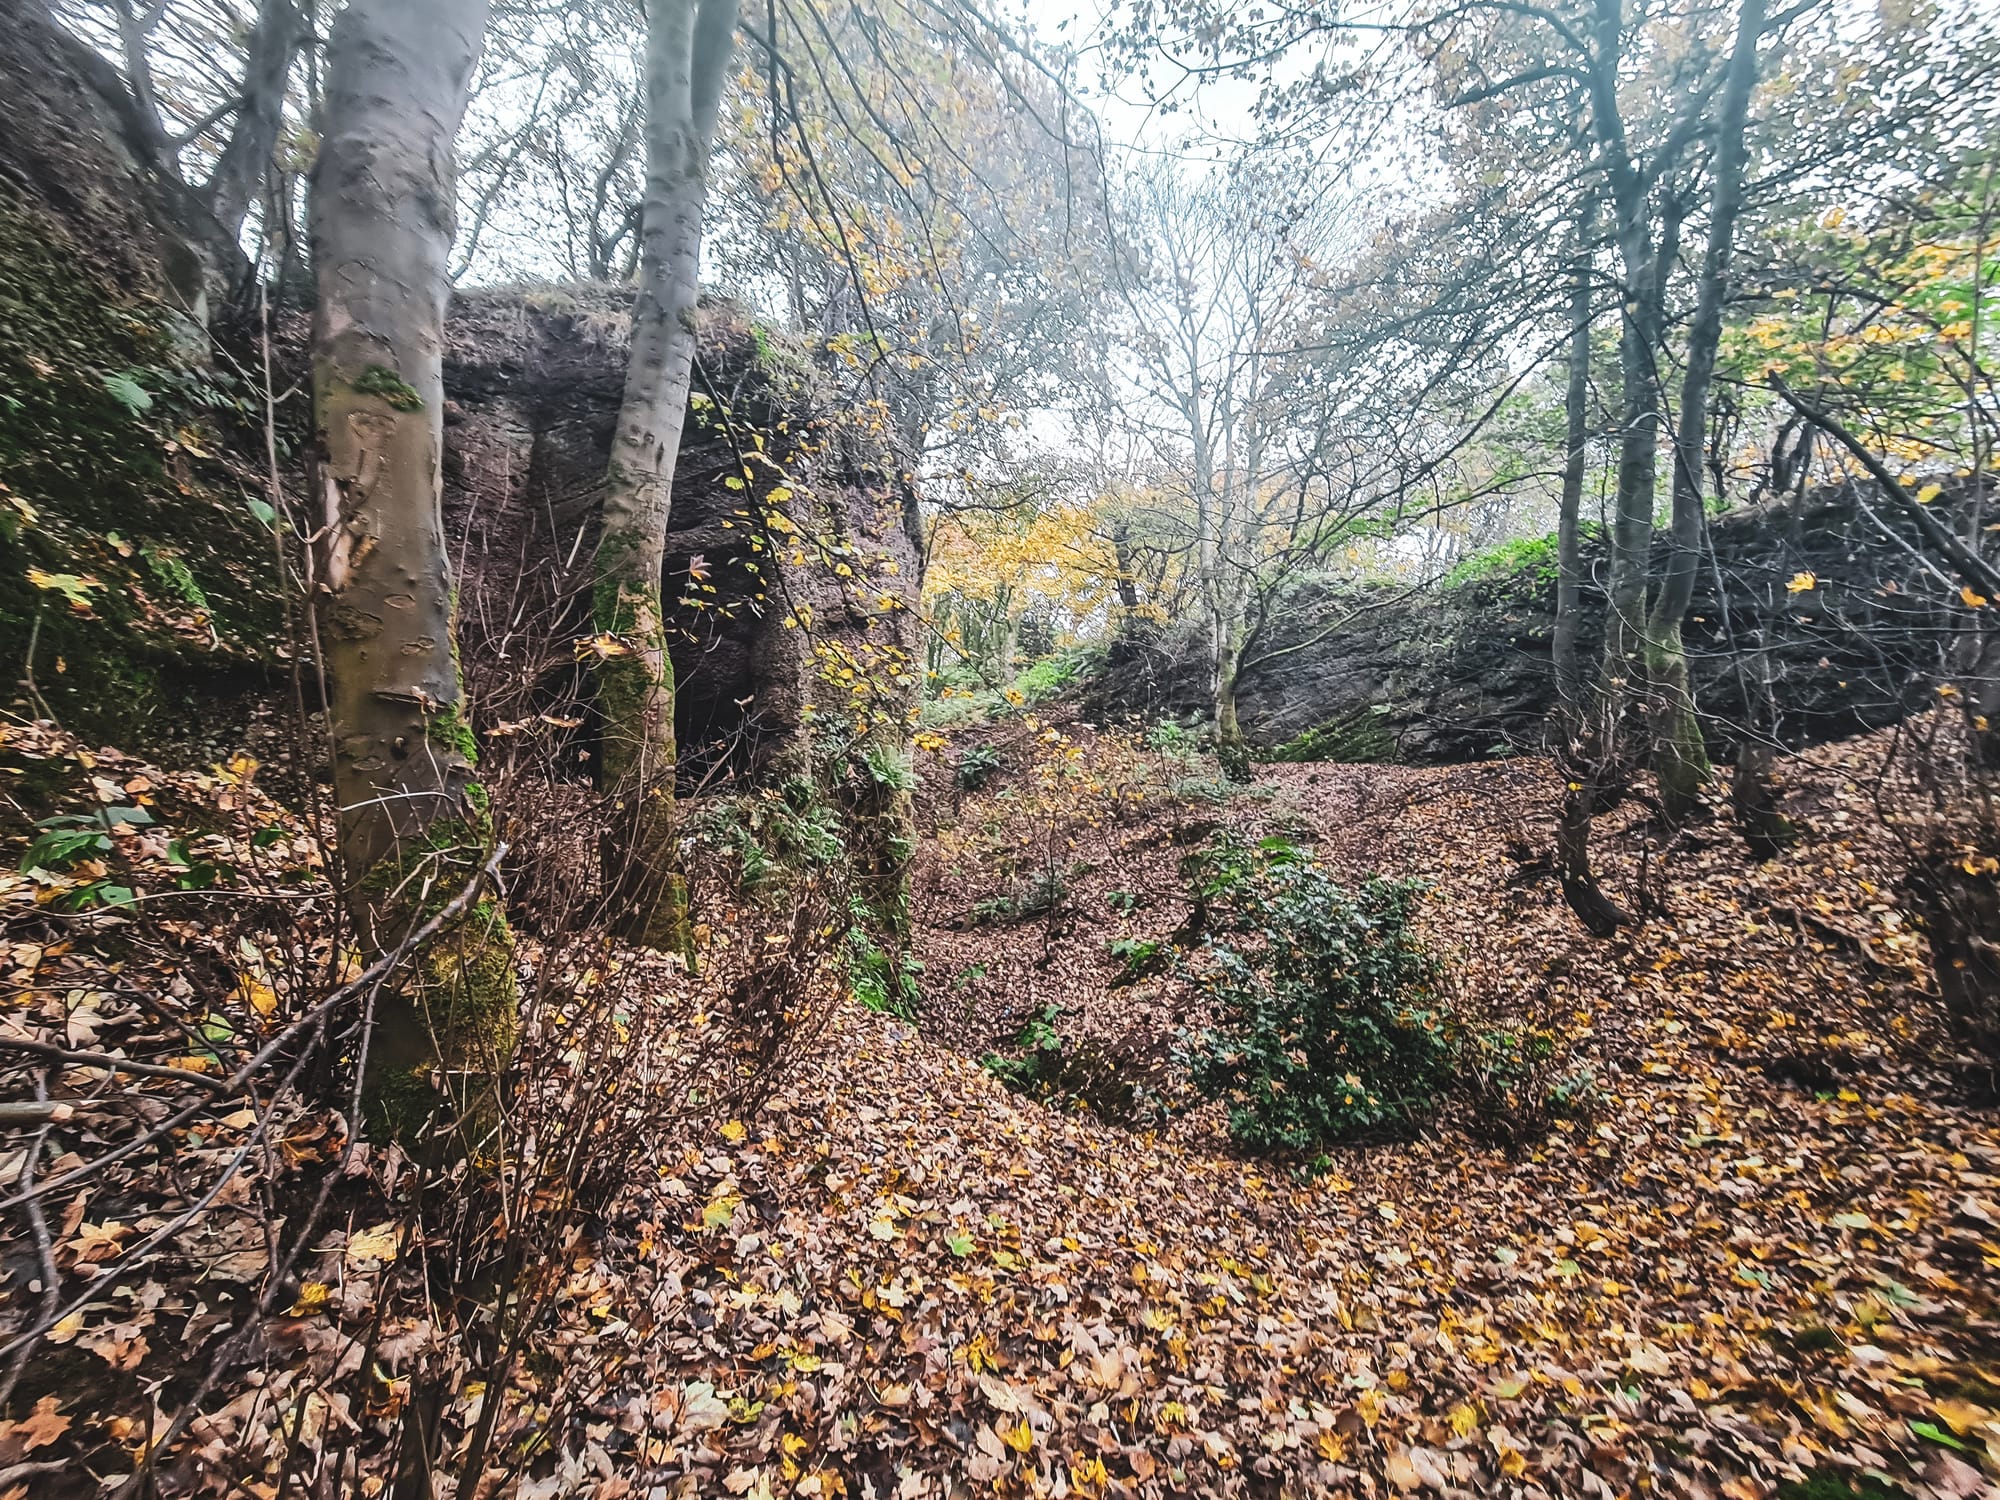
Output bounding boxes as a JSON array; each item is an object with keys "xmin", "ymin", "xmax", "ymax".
[
  {"xmin": 362, "ymin": 1061, "xmax": 440, "ymax": 1144},
  {"xmin": 350, "ymin": 364, "xmax": 424, "ymax": 412},
  {"xmin": 0, "ymin": 191, "xmax": 282, "ymax": 742},
  {"xmin": 1265, "ymin": 705, "xmax": 1399, "ymax": 764},
  {"xmin": 356, "ymin": 830, "xmax": 521, "ymax": 1143},
  {"xmin": 425, "ymin": 700, "xmax": 480, "ymax": 764}
]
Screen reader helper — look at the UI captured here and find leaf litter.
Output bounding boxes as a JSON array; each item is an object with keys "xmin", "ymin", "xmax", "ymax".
[{"xmin": 2, "ymin": 712, "xmax": 1998, "ymax": 1498}]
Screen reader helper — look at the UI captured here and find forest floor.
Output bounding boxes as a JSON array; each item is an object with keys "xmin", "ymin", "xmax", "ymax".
[
  {"xmin": 3, "ymin": 715, "xmax": 1998, "ymax": 1499},
  {"xmin": 527, "ymin": 717, "xmax": 2000, "ymax": 1499}
]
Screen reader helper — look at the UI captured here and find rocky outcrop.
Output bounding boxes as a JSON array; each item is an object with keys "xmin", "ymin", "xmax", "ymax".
[
  {"xmin": 441, "ymin": 288, "xmax": 924, "ymax": 791},
  {"xmin": 1091, "ymin": 483, "xmax": 1986, "ymax": 762},
  {"xmin": 0, "ymin": 0, "xmax": 278, "ymax": 750}
]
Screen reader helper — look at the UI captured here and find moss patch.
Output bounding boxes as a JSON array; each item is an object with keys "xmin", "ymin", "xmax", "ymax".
[
  {"xmin": 1264, "ymin": 705, "xmax": 1400, "ymax": 764},
  {"xmin": 0, "ymin": 188, "xmax": 282, "ymax": 743},
  {"xmin": 357, "ymin": 831, "xmax": 521, "ymax": 1142},
  {"xmin": 350, "ymin": 364, "xmax": 424, "ymax": 412}
]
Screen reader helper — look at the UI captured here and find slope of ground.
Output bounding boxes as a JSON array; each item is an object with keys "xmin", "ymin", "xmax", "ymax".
[
  {"xmin": 4, "ymin": 718, "xmax": 1997, "ymax": 1499},
  {"xmin": 483, "ymin": 722, "xmax": 1998, "ymax": 1497}
]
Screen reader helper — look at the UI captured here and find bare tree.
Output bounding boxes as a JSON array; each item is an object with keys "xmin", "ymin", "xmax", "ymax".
[
  {"xmin": 594, "ymin": 0, "xmax": 739, "ymax": 949},
  {"xmin": 311, "ymin": 0, "xmax": 515, "ymax": 1133},
  {"xmin": 1646, "ymin": 0, "xmax": 1766, "ymax": 822}
]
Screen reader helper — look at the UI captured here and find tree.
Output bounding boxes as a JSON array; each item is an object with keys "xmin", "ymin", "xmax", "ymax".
[
  {"xmin": 1646, "ymin": 0, "xmax": 1765, "ymax": 823},
  {"xmin": 594, "ymin": 0, "xmax": 740, "ymax": 949},
  {"xmin": 1111, "ymin": 165, "xmax": 1362, "ymax": 778},
  {"xmin": 55, "ymin": 0, "xmax": 310, "ymax": 259},
  {"xmin": 311, "ymin": 0, "xmax": 515, "ymax": 1135}
]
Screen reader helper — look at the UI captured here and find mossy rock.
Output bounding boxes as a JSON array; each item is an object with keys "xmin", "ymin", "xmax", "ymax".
[
  {"xmin": 0, "ymin": 188, "xmax": 284, "ymax": 745},
  {"xmin": 1263, "ymin": 705, "xmax": 1401, "ymax": 764}
]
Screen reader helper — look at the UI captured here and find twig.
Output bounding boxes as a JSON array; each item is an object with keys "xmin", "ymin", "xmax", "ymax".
[
  {"xmin": 0, "ymin": 1037, "xmax": 233, "ymax": 1093},
  {"xmin": 0, "ymin": 1070, "xmax": 65, "ymax": 1407},
  {"xmin": 0, "ymin": 843, "xmax": 507, "ymax": 1214}
]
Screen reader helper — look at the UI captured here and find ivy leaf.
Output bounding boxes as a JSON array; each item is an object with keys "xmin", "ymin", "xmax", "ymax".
[{"xmin": 101, "ymin": 370, "xmax": 153, "ymax": 414}]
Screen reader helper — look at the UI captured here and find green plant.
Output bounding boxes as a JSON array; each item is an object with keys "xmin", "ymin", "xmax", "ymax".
[
  {"xmin": 849, "ymin": 927, "xmax": 921, "ymax": 1019},
  {"xmin": 1462, "ymin": 1027, "xmax": 1602, "ymax": 1150},
  {"xmin": 1172, "ymin": 776, "xmax": 1265, "ymax": 806},
  {"xmin": 1180, "ymin": 834, "xmax": 1455, "ymax": 1153},
  {"xmin": 956, "ymin": 742, "xmax": 1006, "ymax": 792},
  {"xmin": 1265, "ymin": 705, "xmax": 1398, "ymax": 764},
  {"xmin": 858, "ymin": 743, "xmax": 918, "ymax": 792},
  {"xmin": 982, "ymin": 1002, "xmax": 1065, "ymax": 1091},
  {"xmin": 970, "ymin": 868, "xmax": 1066, "ymax": 925},
  {"xmin": 1006, "ymin": 644, "xmax": 1103, "ymax": 707},
  {"xmin": 20, "ymin": 805, "xmax": 151, "ymax": 871},
  {"xmin": 1106, "ymin": 936, "xmax": 1168, "ymax": 986},
  {"xmin": 689, "ymin": 781, "xmax": 846, "ymax": 895},
  {"xmin": 981, "ymin": 1003, "xmax": 1158, "ymax": 1124}
]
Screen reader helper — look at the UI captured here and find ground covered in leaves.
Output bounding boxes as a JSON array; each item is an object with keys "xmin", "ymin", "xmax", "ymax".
[{"xmin": 4, "ymin": 713, "xmax": 1998, "ymax": 1499}]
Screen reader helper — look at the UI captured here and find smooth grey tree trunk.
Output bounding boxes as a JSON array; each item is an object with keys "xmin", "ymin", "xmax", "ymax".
[
  {"xmin": 595, "ymin": 0, "xmax": 739, "ymax": 949},
  {"xmin": 204, "ymin": 0, "xmax": 301, "ymax": 241},
  {"xmin": 1553, "ymin": 196, "xmax": 1595, "ymax": 713},
  {"xmin": 1647, "ymin": 0, "xmax": 1766, "ymax": 823},
  {"xmin": 312, "ymin": 0, "xmax": 513, "ymax": 1137}
]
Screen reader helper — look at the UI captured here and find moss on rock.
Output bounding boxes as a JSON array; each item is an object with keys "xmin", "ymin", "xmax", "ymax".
[{"xmin": 0, "ymin": 190, "xmax": 282, "ymax": 744}]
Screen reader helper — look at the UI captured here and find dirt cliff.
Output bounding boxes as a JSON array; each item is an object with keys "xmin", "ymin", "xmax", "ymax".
[{"xmin": 1091, "ymin": 483, "xmax": 1980, "ymax": 762}]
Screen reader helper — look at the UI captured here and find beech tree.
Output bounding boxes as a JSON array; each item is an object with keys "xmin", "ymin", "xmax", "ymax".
[
  {"xmin": 56, "ymin": 0, "xmax": 310, "ymax": 251},
  {"xmin": 311, "ymin": 0, "xmax": 514, "ymax": 1132},
  {"xmin": 1644, "ymin": 0, "xmax": 1765, "ymax": 823},
  {"xmin": 594, "ymin": 0, "xmax": 739, "ymax": 949}
]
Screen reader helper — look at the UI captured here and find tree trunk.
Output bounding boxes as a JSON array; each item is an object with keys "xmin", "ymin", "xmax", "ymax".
[
  {"xmin": 1602, "ymin": 202, "xmax": 1664, "ymax": 703},
  {"xmin": 1911, "ymin": 846, "xmax": 2000, "ymax": 1069},
  {"xmin": 1731, "ymin": 741, "xmax": 1794, "ymax": 861},
  {"xmin": 1112, "ymin": 521, "xmax": 1141, "ymax": 613},
  {"xmin": 312, "ymin": 0, "xmax": 512, "ymax": 1140},
  {"xmin": 1557, "ymin": 767, "xmax": 1630, "ymax": 937},
  {"xmin": 1646, "ymin": 0, "xmax": 1764, "ymax": 823},
  {"xmin": 1215, "ymin": 656, "xmax": 1251, "ymax": 783},
  {"xmin": 596, "ymin": 0, "xmax": 739, "ymax": 950},
  {"xmin": 203, "ymin": 0, "xmax": 301, "ymax": 242},
  {"xmin": 1553, "ymin": 195, "xmax": 1595, "ymax": 714}
]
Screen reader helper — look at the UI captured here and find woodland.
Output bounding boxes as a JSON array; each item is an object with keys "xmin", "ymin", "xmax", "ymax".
[{"xmin": 0, "ymin": 0, "xmax": 1997, "ymax": 1495}]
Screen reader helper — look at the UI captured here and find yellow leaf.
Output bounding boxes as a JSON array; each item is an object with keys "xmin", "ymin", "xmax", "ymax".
[
  {"xmin": 345, "ymin": 1223, "xmax": 400, "ymax": 1267},
  {"xmin": 235, "ymin": 975, "xmax": 278, "ymax": 1017},
  {"xmin": 1936, "ymin": 1397, "xmax": 1994, "ymax": 1435},
  {"xmin": 1961, "ymin": 586, "xmax": 1989, "ymax": 609},
  {"xmin": 1786, "ymin": 571, "xmax": 1817, "ymax": 593},
  {"xmin": 1916, "ymin": 483, "xmax": 1942, "ymax": 504},
  {"xmin": 1001, "ymin": 1417, "xmax": 1034, "ymax": 1453},
  {"xmin": 719, "ymin": 1119, "xmax": 747, "ymax": 1143},
  {"xmin": 1449, "ymin": 1402, "xmax": 1479, "ymax": 1438}
]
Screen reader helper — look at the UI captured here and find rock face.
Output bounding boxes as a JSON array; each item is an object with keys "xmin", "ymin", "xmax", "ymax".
[
  {"xmin": 441, "ymin": 289, "xmax": 925, "ymax": 791},
  {"xmin": 0, "ymin": 0, "xmax": 278, "ymax": 749},
  {"xmin": 0, "ymin": 0, "xmax": 923, "ymax": 792},
  {"xmin": 1091, "ymin": 484, "xmax": 1983, "ymax": 762}
]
